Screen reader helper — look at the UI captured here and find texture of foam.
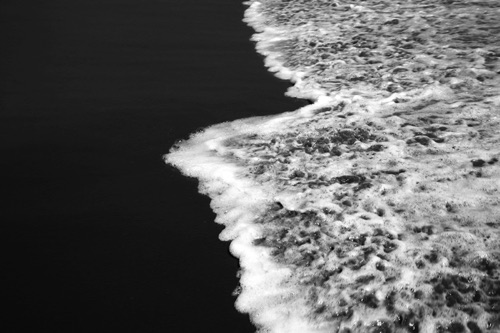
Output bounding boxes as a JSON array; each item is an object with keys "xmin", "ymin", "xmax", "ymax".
[{"xmin": 166, "ymin": 1, "xmax": 500, "ymax": 332}]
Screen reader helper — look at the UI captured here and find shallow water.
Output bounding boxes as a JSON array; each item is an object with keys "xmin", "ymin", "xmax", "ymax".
[{"xmin": 166, "ymin": 1, "xmax": 500, "ymax": 332}]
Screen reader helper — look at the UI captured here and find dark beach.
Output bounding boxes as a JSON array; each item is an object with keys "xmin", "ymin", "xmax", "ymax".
[{"xmin": 0, "ymin": 0, "xmax": 305, "ymax": 332}]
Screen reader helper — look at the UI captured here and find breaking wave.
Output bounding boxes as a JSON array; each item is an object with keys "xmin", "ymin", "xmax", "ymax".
[{"xmin": 165, "ymin": 1, "xmax": 500, "ymax": 332}]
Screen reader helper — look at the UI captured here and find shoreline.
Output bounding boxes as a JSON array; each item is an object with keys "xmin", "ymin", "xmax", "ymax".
[{"xmin": 166, "ymin": 1, "xmax": 500, "ymax": 332}]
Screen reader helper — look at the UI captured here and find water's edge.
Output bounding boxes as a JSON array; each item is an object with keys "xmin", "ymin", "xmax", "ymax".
[{"xmin": 166, "ymin": 1, "xmax": 500, "ymax": 332}]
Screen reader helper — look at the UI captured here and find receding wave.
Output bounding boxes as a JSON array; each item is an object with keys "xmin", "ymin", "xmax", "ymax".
[{"xmin": 165, "ymin": 1, "xmax": 500, "ymax": 332}]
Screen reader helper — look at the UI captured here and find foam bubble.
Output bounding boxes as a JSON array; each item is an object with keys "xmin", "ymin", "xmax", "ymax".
[{"xmin": 166, "ymin": 1, "xmax": 500, "ymax": 332}]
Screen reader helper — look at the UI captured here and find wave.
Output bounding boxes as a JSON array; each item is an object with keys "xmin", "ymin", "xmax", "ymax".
[{"xmin": 165, "ymin": 1, "xmax": 500, "ymax": 332}]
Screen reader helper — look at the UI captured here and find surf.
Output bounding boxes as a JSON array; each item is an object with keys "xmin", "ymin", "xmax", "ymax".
[{"xmin": 165, "ymin": 1, "xmax": 500, "ymax": 332}]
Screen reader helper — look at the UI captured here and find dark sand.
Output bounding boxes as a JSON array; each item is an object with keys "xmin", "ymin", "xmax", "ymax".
[{"xmin": 0, "ymin": 0, "xmax": 305, "ymax": 332}]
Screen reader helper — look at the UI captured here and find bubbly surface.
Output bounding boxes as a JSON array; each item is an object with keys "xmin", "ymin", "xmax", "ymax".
[{"xmin": 166, "ymin": 1, "xmax": 500, "ymax": 332}]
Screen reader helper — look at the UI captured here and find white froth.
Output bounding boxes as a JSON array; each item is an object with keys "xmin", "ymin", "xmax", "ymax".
[{"xmin": 166, "ymin": 1, "xmax": 500, "ymax": 332}]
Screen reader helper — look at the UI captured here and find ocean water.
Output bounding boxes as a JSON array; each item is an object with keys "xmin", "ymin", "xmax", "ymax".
[{"xmin": 166, "ymin": 1, "xmax": 500, "ymax": 332}]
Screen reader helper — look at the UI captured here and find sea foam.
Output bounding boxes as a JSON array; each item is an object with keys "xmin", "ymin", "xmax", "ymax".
[{"xmin": 165, "ymin": 1, "xmax": 500, "ymax": 332}]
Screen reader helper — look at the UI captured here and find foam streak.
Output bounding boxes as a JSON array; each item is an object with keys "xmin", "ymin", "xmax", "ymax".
[{"xmin": 166, "ymin": 1, "xmax": 500, "ymax": 332}]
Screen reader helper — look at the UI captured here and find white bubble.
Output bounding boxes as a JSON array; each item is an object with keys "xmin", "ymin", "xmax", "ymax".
[{"xmin": 166, "ymin": 0, "xmax": 500, "ymax": 332}]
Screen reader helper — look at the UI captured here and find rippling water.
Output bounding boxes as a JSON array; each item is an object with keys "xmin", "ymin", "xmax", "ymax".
[{"xmin": 166, "ymin": 1, "xmax": 500, "ymax": 332}]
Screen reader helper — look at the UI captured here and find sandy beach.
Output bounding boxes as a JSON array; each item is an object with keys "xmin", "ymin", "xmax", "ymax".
[{"xmin": 1, "ymin": 0, "xmax": 305, "ymax": 331}]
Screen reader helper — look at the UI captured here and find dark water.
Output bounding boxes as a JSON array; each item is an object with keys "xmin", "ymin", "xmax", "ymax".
[{"xmin": 0, "ymin": 0, "xmax": 305, "ymax": 331}]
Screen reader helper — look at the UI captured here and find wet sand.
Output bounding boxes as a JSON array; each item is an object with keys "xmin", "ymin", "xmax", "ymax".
[{"xmin": 0, "ymin": 0, "xmax": 306, "ymax": 331}]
